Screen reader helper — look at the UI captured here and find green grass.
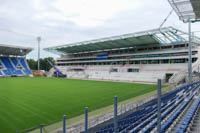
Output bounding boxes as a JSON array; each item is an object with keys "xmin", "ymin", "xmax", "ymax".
[{"xmin": 0, "ymin": 77, "xmax": 157, "ymax": 133}]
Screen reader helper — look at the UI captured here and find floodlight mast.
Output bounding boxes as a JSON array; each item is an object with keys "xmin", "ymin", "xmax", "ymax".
[{"xmin": 37, "ymin": 36, "xmax": 41, "ymax": 72}]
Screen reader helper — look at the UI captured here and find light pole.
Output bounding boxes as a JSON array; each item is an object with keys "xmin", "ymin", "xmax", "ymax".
[{"xmin": 37, "ymin": 36, "xmax": 41, "ymax": 72}]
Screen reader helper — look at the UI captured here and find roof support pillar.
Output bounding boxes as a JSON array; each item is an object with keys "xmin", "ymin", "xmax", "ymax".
[{"xmin": 188, "ymin": 20, "xmax": 192, "ymax": 83}]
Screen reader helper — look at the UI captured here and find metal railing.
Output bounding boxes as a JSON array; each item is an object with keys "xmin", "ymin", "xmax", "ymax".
[{"xmin": 17, "ymin": 83, "xmax": 177, "ymax": 133}]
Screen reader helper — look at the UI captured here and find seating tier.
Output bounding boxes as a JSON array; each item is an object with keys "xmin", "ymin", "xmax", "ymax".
[{"xmin": 0, "ymin": 57, "xmax": 32, "ymax": 76}]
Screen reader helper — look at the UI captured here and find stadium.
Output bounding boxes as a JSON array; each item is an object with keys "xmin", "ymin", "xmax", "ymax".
[
  {"xmin": 0, "ymin": 0, "xmax": 200, "ymax": 133},
  {"xmin": 44, "ymin": 27, "xmax": 200, "ymax": 84}
]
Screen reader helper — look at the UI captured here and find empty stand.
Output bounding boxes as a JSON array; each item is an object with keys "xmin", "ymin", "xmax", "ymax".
[
  {"xmin": 56, "ymin": 64, "xmax": 187, "ymax": 83},
  {"xmin": 11, "ymin": 58, "xmax": 21, "ymax": 67},
  {"xmin": 176, "ymin": 95, "xmax": 200, "ymax": 133},
  {"xmin": 10, "ymin": 58, "xmax": 23, "ymax": 75},
  {"xmin": 0, "ymin": 56, "xmax": 32, "ymax": 77},
  {"xmin": 19, "ymin": 58, "xmax": 32, "ymax": 75},
  {"xmin": 89, "ymin": 81, "xmax": 200, "ymax": 133},
  {"xmin": 1, "ymin": 57, "xmax": 16, "ymax": 75}
]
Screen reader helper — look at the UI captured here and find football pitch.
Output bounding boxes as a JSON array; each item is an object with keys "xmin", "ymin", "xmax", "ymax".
[{"xmin": 0, "ymin": 77, "xmax": 158, "ymax": 132}]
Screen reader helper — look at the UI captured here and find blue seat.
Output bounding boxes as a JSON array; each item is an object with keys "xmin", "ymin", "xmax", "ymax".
[
  {"xmin": 19, "ymin": 58, "xmax": 32, "ymax": 75},
  {"xmin": 0, "ymin": 57, "xmax": 32, "ymax": 76},
  {"xmin": 176, "ymin": 96, "xmax": 200, "ymax": 133},
  {"xmin": 11, "ymin": 58, "xmax": 20, "ymax": 67},
  {"xmin": 10, "ymin": 58, "xmax": 23, "ymax": 75},
  {"xmin": 1, "ymin": 57, "xmax": 17, "ymax": 75},
  {"xmin": 3, "ymin": 69, "xmax": 11, "ymax": 75},
  {"xmin": 92, "ymin": 81, "xmax": 200, "ymax": 133}
]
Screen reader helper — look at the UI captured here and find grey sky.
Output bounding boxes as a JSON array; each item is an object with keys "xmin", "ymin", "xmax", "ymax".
[{"xmin": 0, "ymin": 0, "xmax": 200, "ymax": 59}]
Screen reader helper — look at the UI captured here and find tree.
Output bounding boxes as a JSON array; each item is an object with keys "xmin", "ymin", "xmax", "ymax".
[
  {"xmin": 27, "ymin": 59, "xmax": 37, "ymax": 70},
  {"xmin": 40, "ymin": 57, "xmax": 55, "ymax": 71},
  {"xmin": 27, "ymin": 57, "xmax": 55, "ymax": 71}
]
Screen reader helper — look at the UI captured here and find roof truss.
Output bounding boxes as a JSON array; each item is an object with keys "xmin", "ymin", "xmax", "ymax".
[
  {"xmin": 0, "ymin": 44, "xmax": 33, "ymax": 56},
  {"xmin": 44, "ymin": 27, "xmax": 200, "ymax": 55},
  {"xmin": 168, "ymin": 0, "xmax": 200, "ymax": 22}
]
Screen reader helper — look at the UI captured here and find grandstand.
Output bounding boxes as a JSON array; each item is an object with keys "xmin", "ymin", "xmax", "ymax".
[
  {"xmin": 88, "ymin": 81, "xmax": 200, "ymax": 133},
  {"xmin": 0, "ymin": 1, "xmax": 198, "ymax": 133},
  {"xmin": 0, "ymin": 44, "xmax": 33, "ymax": 77},
  {"xmin": 0, "ymin": 0, "xmax": 198, "ymax": 133},
  {"xmin": 44, "ymin": 27, "xmax": 200, "ymax": 84},
  {"xmin": 42, "ymin": 25, "xmax": 200, "ymax": 133}
]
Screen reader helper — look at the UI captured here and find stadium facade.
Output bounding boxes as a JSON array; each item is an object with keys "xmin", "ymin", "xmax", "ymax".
[
  {"xmin": 0, "ymin": 44, "xmax": 33, "ymax": 77},
  {"xmin": 44, "ymin": 27, "xmax": 200, "ymax": 84}
]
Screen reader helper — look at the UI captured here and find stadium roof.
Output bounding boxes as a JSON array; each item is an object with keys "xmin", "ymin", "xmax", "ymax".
[
  {"xmin": 168, "ymin": 0, "xmax": 200, "ymax": 22},
  {"xmin": 44, "ymin": 27, "xmax": 200, "ymax": 55},
  {"xmin": 0, "ymin": 44, "xmax": 33, "ymax": 56}
]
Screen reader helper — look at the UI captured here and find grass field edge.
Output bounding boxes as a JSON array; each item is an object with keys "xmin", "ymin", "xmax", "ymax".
[{"xmin": 28, "ymin": 85, "xmax": 169, "ymax": 133}]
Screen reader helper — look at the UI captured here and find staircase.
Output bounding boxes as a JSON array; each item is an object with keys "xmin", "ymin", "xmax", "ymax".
[{"xmin": 169, "ymin": 57, "xmax": 200, "ymax": 84}]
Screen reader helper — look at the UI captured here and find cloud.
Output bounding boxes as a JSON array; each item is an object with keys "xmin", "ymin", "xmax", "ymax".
[
  {"xmin": 35, "ymin": 0, "xmax": 142, "ymax": 27},
  {"xmin": 0, "ymin": 0, "xmax": 199, "ymax": 59}
]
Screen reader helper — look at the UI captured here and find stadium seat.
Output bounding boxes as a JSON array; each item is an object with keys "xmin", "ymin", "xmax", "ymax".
[
  {"xmin": 0, "ymin": 57, "xmax": 32, "ymax": 76},
  {"xmin": 92, "ymin": 81, "xmax": 200, "ymax": 133},
  {"xmin": 60, "ymin": 64, "xmax": 186, "ymax": 83},
  {"xmin": 175, "ymin": 95, "xmax": 200, "ymax": 133},
  {"xmin": 1, "ymin": 57, "xmax": 17, "ymax": 76},
  {"xmin": 10, "ymin": 58, "xmax": 23, "ymax": 75},
  {"xmin": 19, "ymin": 58, "xmax": 32, "ymax": 75}
]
